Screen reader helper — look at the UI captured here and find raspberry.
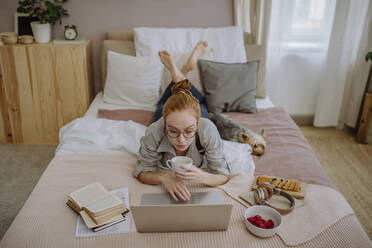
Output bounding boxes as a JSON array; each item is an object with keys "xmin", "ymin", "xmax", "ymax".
[
  {"xmin": 254, "ymin": 215, "xmax": 262, "ymax": 221},
  {"xmin": 267, "ymin": 220, "xmax": 274, "ymax": 227},
  {"xmin": 248, "ymin": 217, "xmax": 255, "ymax": 224},
  {"xmin": 248, "ymin": 215, "xmax": 275, "ymax": 229}
]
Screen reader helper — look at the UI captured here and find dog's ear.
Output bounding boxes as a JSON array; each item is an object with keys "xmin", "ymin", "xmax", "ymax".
[{"xmin": 260, "ymin": 129, "xmax": 267, "ymax": 142}]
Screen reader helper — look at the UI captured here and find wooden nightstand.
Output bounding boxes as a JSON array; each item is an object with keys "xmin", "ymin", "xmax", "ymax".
[{"xmin": 0, "ymin": 41, "xmax": 94, "ymax": 144}]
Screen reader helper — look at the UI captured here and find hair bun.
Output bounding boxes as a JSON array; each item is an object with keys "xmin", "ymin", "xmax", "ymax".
[{"xmin": 171, "ymin": 79, "xmax": 192, "ymax": 95}]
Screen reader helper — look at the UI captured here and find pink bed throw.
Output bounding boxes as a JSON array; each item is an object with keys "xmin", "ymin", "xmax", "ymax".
[
  {"xmin": 98, "ymin": 109, "xmax": 154, "ymax": 126},
  {"xmin": 225, "ymin": 107, "xmax": 333, "ymax": 188}
]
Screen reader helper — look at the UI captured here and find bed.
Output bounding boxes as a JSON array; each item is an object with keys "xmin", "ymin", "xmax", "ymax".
[{"xmin": 0, "ymin": 28, "xmax": 370, "ymax": 248}]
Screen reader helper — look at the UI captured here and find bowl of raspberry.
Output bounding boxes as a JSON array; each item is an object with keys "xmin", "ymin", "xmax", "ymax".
[{"xmin": 244, "ymin": 205, "xmax": 282, "ymax": 238}]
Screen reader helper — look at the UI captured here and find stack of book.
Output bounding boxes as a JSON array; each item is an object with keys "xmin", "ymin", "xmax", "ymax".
[{"xmin": 67, "ymin": 182, "xmax": 129, "ymax": 232}]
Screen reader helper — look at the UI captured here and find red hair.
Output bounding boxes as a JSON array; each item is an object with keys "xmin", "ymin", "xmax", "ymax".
[{"xmin": 162, "ymin": 80, "xmax": 201, "ymax": 122}]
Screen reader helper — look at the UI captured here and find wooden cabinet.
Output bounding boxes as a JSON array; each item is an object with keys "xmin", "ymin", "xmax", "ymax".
[{"xmin": 0, "ymin": 41, "xmax": 93, "ymax": 144}]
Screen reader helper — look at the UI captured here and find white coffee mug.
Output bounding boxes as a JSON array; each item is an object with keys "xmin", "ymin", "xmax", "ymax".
[{"xmin": 166, "ymin": 156, "xmax": 193, "ymax": 171}]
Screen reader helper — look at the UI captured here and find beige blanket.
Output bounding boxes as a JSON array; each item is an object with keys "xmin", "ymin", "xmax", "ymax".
[{"xmin": 1, "ymin": 154, "xmax": 370, "ymax": 248}]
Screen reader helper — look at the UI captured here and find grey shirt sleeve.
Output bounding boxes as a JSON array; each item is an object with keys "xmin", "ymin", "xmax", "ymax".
[
  {"xmin": 198, "ymin": 118, "xmax": 230, "ymax": 175},
  {"xmin": 133, "ymin": 122, "xmax": 163, "ymax": 178}
]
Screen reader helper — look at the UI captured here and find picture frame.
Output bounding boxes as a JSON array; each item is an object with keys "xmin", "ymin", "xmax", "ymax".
[{"xmin": 14, "ymin": 13, "xmax": 39, "ymax": 35}]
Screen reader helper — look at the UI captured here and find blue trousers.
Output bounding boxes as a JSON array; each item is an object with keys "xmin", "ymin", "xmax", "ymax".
[{"xmin": 153, "ymin": 81, "xmax": 209, "ymax": 122}]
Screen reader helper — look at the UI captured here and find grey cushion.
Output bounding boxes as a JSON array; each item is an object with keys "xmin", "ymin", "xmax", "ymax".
[{"xmin": 198, "ymin": 59, "xmax": 258, "ymax": 113}]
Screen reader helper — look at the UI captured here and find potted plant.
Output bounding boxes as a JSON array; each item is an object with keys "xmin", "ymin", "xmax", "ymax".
[{"xmin": 17, "ymin": 0, "xmax": 69, "ymax": 43}]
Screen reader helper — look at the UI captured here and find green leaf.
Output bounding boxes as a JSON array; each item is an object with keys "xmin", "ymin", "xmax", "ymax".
[
  {"xmin": 17, "ymin": 6, "xmax": 25, "ymax": 12},
  {"xmin": 45, "ymin": 1, "xmax": 53, "ymax": 9},
  {"xmin": 365, "ymin": 52, "xmax": 372, "ymax": 62},
  {"xmin": 50, "ymin": 9, "xmax": 58, "ymax": 16}
]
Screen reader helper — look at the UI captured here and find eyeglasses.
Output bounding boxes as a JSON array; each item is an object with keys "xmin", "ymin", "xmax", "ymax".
[{"xmin": 166, "ymin": 127, "xmax": 197, "ymax": 139}]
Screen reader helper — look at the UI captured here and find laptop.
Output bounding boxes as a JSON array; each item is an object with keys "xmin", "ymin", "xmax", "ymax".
[{"xmin": 131, "ymin": 191, "xmax": 233, "ymax": 233}]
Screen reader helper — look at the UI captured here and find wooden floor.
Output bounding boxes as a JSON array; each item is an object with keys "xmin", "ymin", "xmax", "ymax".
[{"xmin": 300, "ymin": 125, "xmax": 372, "ymax": 240}]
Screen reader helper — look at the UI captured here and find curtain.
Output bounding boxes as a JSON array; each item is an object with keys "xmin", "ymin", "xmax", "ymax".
[
  {"xmin": 339, "ymin": 1, "xmax": 372, "ymax": 128},
  {"xmin": 263, "ymin": 0, "xmax": 370, "ymax": 127},
  {"xmin": 265, "ymin": 0, "xmax": 336, "ymax": 118},
  {"xmin": 234, "ymin": 0, "xmax": 266, "ymax": 45},
  {"xmin": 314, "ymin": 0, "xmax": 370, "ymax": 127}
]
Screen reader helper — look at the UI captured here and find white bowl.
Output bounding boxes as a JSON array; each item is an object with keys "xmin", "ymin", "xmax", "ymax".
[{"xmin": 244, "ymin": 205, "xmax": 282, "ymax": 238}]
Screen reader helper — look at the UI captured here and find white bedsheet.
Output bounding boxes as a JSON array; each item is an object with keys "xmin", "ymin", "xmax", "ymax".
[
  {"xmin": 56, "ymin": 117, "xmax": 255, "ymax": 175},
  {"xmin": 84, "ymin": 92, "xmax": 275, "ymax": 118},
  {"xmin": 56, "ymin": 118, "xmax": 146, "ymax": 156}
]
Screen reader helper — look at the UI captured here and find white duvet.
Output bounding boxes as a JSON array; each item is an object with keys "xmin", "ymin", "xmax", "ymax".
[{"xmin": 56, "ymin": 117, "xmax": 255, "ymax": 175}]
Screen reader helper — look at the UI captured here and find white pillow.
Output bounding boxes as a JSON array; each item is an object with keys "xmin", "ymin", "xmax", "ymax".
[
  {"xmin": 160, "ymin": 48, "xmax": 215, "ymax": 96},
  {"xmin": 134, "ymin": 26, "xmax": 247, "ymax": 63},
  {"xmin": 103, "ymin": 51, "xmax": 163, "ymax": 110}
]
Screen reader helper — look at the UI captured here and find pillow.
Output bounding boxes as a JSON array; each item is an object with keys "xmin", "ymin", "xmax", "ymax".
[
  {"xmin": 198, "ymin": 59, "xmax": 258, "ymax": 113},
  {"xmin": 97, "ymin": 109, "xmax": 154, "ymax": 127},
  {"xmin": 101, "ymin": 40, "xmax": 135, "ymax": 88},
  {"xmin": 103, "ymin": 51, "xmax": 163, "ymax": 110},
  {"xmin": 159, "ymin": 48, "xmax": 215, "ymax": 95},
  {"xmin": 134, "ymin": 26, "xmax": 247, "ymax": 63}
]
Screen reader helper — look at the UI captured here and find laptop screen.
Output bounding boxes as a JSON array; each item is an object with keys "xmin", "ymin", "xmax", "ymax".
[{"xmin": 141, "ymin": 191, "xmax": 224, "ymax": 205}]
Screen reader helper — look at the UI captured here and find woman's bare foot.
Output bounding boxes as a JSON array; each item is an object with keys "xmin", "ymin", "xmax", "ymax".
[
  {"xmin": 158, "ymin": 50, "xmax": 185, "ymax": 82},
  {"xmin": 181, "ymin": 41, "xmax": 208, "ymax": 76}
]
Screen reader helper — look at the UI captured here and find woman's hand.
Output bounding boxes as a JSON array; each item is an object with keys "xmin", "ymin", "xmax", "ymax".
[
  {"xmin": 175, "ymin": 165, "xmax": 208, "ymax": 184},
  {"xmin": 159, "ymin": 170, "xmax": 191, "ymax": 202},
  {"xmin": 175, "ymin": 166, "xmax": 229, "ymax": 186}
]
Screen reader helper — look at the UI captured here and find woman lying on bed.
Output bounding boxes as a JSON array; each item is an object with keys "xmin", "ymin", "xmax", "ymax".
[{"xmin": 133, "ymin": 42, "xmax": 230, "ymax": 202}]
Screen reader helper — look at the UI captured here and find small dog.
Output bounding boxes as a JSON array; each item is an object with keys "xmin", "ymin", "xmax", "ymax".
[{"xmin": 209, "ymin": 112, "xmax": 267, "ymax": 156}]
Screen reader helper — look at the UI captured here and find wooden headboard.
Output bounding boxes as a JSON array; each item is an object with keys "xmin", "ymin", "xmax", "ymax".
[{"xmin": 101, "ymin": 30, "xmax": 266, "ymax": 98}]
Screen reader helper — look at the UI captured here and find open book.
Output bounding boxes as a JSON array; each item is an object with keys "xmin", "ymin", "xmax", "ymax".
[{"xmin": 67, "ymin": 182, "xmax": 129, "ymax": 228}]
